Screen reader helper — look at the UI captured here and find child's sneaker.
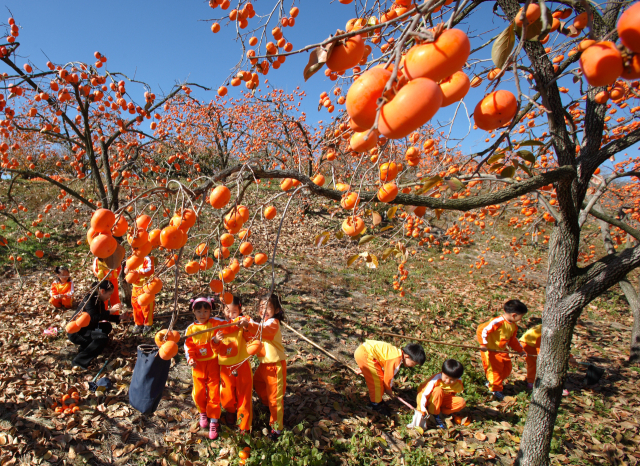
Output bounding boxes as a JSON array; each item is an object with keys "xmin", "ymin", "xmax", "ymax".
[
  {"xmin": 224, "ymin": 411, "xmax": 237, "ymax": 427},
  {"xmin": 131, "ymin": 325, "xmax": 143, "ymax": 334},
  {"xmin": 199, "ymin": 413, "xmax": 208, "ymax": 429},
  {"xmin": 368, "ymin": 401, "xmax": 391, "ymax": 417},
  {"xmin": 492, "ymin": 391, "xmax": 505, "ymax": 401},
  {"xmin": 268, "ymin": 429, "xmax": 280, "ymax": 441},
  {"xmin": 562, "ymin": 388, "xmax": 570, "ymax": 396},
  {"xmin": 209, "ymin": 420, "xmax": 219, "ymax": 440},
  {"xmin": 433, "ymin": 414, "xmax": 446, "ymax": 429},
  {"xmin": 143, "ymin": 325, "xmax": 152, "ymax": 334}
]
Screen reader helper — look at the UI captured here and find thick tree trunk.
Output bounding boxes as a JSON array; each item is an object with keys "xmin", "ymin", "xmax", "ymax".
[
  {"xmin": 516, "ymin": 221, "xmax": 579, "ymax": 466},
  {"xmin": 599, "ymin": 219, "xmax": 640, "ymax": 363}
]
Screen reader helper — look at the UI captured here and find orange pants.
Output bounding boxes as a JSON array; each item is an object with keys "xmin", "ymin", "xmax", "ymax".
[
  {"xmin": 132, "ymin": 286, "xmax": 154, "ymax": 326},
  {"xmin": 192, "ymin": 358, "xmax": 221, "ymax": 419},
  {"xmin": 49, "ymin": 296, "xmax": 73, "ymax": 308},
  {"xmin": 481, "ymin": 350, "xmax": 512, "ymax": 392},
  {"xmin": 426, "ymin": 386, "xmax": 466, "ymax": 415},
  {"xmin": 522, "ymin": 343, "xmax": 539, "ymax": 384},
  {"xmin": 254, "ymin": 361, "xmax": 286, "ymax": 431},
  {"xmin": 220, "ymin": 360, "xmax": 253, "ymax": 431},
  {"xmin": 354, "ymin": 345, "xmax": 385, "ymax": 403}
]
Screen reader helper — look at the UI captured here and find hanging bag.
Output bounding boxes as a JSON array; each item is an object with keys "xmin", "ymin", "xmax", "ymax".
[{"xmin": 129, "ymin": 344, "xmax": 171, "ymax": 414}]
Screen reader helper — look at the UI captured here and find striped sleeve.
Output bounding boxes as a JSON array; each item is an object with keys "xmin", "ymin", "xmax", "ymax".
[
  {"xmin": 481, "ymin": 316, "xmax": 504, "ymax": 345},
  {"xmin": 184, "ymin": 323, "xmax": 196, "ymax": 362},
  {"xmin": 418, "ymin": 374, "xmax": 441, "ymax": 411}
]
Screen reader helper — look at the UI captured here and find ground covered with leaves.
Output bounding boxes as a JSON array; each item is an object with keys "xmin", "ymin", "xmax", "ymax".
[{"xmin": 0, "ymin": 190, "xmax": 639, "ymax": 465}]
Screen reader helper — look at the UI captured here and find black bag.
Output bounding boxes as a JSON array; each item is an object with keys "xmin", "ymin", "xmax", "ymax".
[{"xmin": 129, "ymin": 344, "xmax": 171, "ymax": 414}]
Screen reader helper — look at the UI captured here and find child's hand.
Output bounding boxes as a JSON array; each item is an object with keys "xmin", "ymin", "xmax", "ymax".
[
  {"xmin": 212, "ymin": 330, "xmax": 224, "ymax": 343},
  {"xmin": 237, "ymin": 318, "xmax": 249, "ymax": 329},
  {"xmin": 519, "ymin": 352, "xmax": 526, "ymax": 357},
  {"xmin": 479, "ymin": 345, "xmax": 488, "ymax": 352},
  {"xmin": 187, "ymin": 359, "xmax": 197, "ymax": 367}
]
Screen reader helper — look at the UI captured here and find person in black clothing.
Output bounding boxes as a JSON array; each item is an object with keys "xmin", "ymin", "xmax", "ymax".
[{"xmin": 67, "ymin": 280, "xmax": 130, "ymax": 369}]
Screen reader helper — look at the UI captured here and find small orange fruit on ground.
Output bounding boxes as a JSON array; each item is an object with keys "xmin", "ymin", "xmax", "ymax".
[
  {"xmin": 379, "ymin": 78, "xmax": 443, "ymax": 139},
  {"xmin": 326, "ymin": 34, "xmax": 365, "ymax": 72},
  {"xmin": 403, "ymin": 28, "xmax": 470, "ymax": 82},
  {"xmin": 473, "ymin": 90, "xmax": 517, "ymax": 131},
  {"xmin": 439, "ymin": 71, "xmax": 471, "ymax": 107},
  {"xmin": 35, "ymin": 250, "xmax": 44, "ymax": 258},
  {"xmin": 618, "ymin": 2, "xmax": 640, "ymax": 53},
  {"xmin": 579, "ymin": 41, "xmax": 623, "ymax": 87}
]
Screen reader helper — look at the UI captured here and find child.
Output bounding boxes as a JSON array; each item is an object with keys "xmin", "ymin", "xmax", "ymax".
[
  {"xmin": 477, "ymin": 300, "xmax": 527, "ymax": 401},
  {"xmin": 130, "ymin": 256, "xmax": 154, "ymax": 333},
  {"xmin": 184, "ymin": 297, "xmax": 225, "ymax": 440},
  {"xmin": 216, "ymin": 295, "xmax": 253, "ymax": 432},
  {"xmin": 409, "ymin": 359, "xmax": 465, "ymax": 429},
  {"xmin": 92, "ymin": 257, "xmax": 121, "ymax": 310},
  {"xmin": 519, "ymin": 321, "xmax": 571, "ymax": 396},
  {"xmin": 50, "ymin": 266, "xmax": 74, "ymax": 309},
  {"xmin": 247, "ymin": 293, "xmax": 287, "ymax": 440},
  {"xmin": 354, "ymin": 340, "xmax": 426, "ymax": 416}
]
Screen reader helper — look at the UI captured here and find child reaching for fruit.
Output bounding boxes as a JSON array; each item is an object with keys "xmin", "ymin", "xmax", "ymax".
[
  {"xmin": 184, "ymin": 296, "xmax": 226, "ymax": 440},
  {"xmin": 50, "ymin": 266, "xmax": 74, "ymax": 309},
  {"xmin": 247, "ymin": 293, "xmax": 287, "ymax": 440}
]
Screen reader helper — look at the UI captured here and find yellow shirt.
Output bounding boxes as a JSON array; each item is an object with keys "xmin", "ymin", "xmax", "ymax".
[
  {"xmin": 362, "ymin": 340, "xmax": 403, "ymax": 390},
  {"xmin": 248, "ymin": 318, "xmax": 286, "ymax": 364},
  {"xmin": 476, "ymin": 316, "xmax": 523, "ymax": 352},
  {"xmin": 520, "ymin": 324, "xmax": 542, "ymax": 348},
  {"xmin": 416, "ymin": 373, "xmax": 464, "ymax": 413},
  {"xmin": 216, "ymin": 318, "xmax": 250, "ymax": 366},
  {"xmin": 184, "ymin": 318, "xmax": 224, "ymax": 362}
]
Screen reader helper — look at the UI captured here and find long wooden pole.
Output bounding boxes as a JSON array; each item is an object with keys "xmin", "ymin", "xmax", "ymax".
[
  {"xmin": 283, "ymin": 322, "xmax": 360, "ymax": 374},
  {"xmin": 382, "ymin": 332, "xmax": 526, "ymax": 356}
]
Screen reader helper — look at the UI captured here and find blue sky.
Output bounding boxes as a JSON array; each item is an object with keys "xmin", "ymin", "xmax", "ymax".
[{"xmin": 4, "ymin": 1, "xmax": 634, "ymax": 164}]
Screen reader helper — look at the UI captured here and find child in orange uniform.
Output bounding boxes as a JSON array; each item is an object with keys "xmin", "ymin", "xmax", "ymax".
[
  {"xmin": 184, "ymin": 297, "xmax": 225, "ymax": 440},
  {"xmin": 354, "ymin": 340, "xmax": 426, "ymax": 416},
  {"xmin": 50, "ymin": 266, "xmax": 74, "ymax": 309},
  {"xmin": 477, "ymin": 300, "xmax": 527, "ymax": 401},
  {"xmin": 130, "ymin": 256, "xmax": 154, "ymax": 333},
  {"xmin": 92, "ymin": 257, "xmax": 121, "ymax": 310},
  {"xmin": 409, "ymin": 359, "xmax": 465, "ymax": 429},
  {"xmin": 520, "ymin": 322, "xmax": 572, "ymax": 396},
  {"xmin": 247, "ymin": 293, "xmax": 287, "ymax": 440},
  {"xmin": 216, "ymin": 295, "xmax": 253, "ymax": 432}
]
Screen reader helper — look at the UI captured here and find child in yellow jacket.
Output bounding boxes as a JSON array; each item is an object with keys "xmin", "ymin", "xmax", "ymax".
[
  {"xmin": 354, "ymin": 340, "xmax": 426, "ymax": 416},
  {"xmin": 130, "ymin": 256, "xmax": 154, "ymax": 333},
  {"xmin": 409, "ymin": 359, "xmax": 465, "ymax": 429},
  {"xmin": 247, "ymin": 293, "xmax": 287, "ymax": 440},
  {"xmin": 215, "ymin": 295, "xmax": 253, "ymax": 432},
  {"xmin": 477, "ymin": 300, "xmax": 527, "ymax": 401},
  {"xmin": 50, "ymin": 266, "xmax": 74, "ymax": 309},
  {"xmin": 184, "ymin": 297, "xmax": 225, "ymax": 440}
]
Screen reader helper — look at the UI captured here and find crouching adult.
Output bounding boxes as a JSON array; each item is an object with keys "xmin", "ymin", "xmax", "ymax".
[{"xmin": 67, "ymin": 280, "xmax": 129, "ymax": 369}]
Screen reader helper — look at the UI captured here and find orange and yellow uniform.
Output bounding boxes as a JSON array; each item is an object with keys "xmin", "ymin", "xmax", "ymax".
[
  {"xmin": 216, "ymin": 317, "xmax": 253, "ymax": 431},
  {"xmin": 416, "ymin": 373, "xmax": 465, "ymax": 416},
  {"xmin": 354, "ymin": 340, "xmax": 403, "ymax": 403},
  {"xmin": 93, "ymin": 258, "xmax": 121, "ymax": 308},
  {"xmin": 477, "ymin": 316, "xmax": 524, "ymax": 392},
  {"xmin": 520, "ymin": 324, "xmax": 541, "ymax": 384},
  {"xmin": 248, "ymin": 318, "xmax": 287, "ymax": 431},
  {"xmin": 130, "ymin": 256, "xmax": 154, "ymax": 326},
  {"xmin": 184, "ymin": 318, "xmax": 225, "ymax": 420},
  {"xmin": 50, "ymin": 280, "xmax": 74, "ymax": 308}
]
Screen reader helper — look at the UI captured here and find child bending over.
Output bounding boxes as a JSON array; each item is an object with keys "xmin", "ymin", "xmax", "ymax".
[
  {"xmin": 50, "ymin": 266, "xmax": 74, "ymax": 309},
  {"xmin": 354, "ymin": 340, "xmax": 426, "ymax": 416}
]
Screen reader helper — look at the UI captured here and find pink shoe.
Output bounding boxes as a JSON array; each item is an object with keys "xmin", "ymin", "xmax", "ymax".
[
  {"xmin": 209, "ymin": 421, "xmax": 219, "ymax": 440},
  {"xmin": 562, "ymin": 389, "xmax": 570, "ymax": 396},
  {"xmin": 199, "ymin": 413, "xmax": 208, "ymax": 429}
]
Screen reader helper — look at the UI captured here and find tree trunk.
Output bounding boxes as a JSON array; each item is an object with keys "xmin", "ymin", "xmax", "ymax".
[
  {"xmin": 598, "ymin": 219, "xmax": 640, "ymax": 363},
  {"xmin": 516, "ymin": 221, "xmax": 579, "ymax": 465}
]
